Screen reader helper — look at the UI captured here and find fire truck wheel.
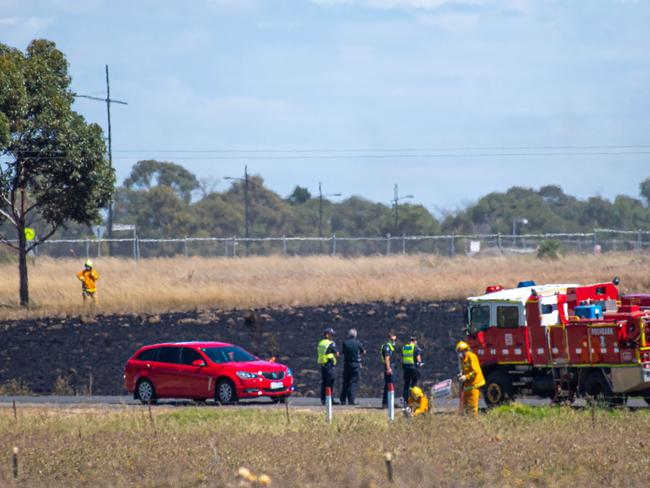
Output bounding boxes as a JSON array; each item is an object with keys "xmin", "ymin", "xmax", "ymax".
[
  {"xmin": 583, "ymin": 371, "xmax": 624, "ymax": 407},
  {"xmin": 483, "ymin": 371, "xmax": 513, "ymax": 407}
]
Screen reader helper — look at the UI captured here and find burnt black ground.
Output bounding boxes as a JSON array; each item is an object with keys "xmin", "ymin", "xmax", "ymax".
[{"xmin": 0, "ymin": 301, "xmax": 465, "ymax": 397}]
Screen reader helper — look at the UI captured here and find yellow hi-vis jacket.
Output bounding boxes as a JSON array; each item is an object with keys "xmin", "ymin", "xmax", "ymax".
[
  {"xmin": 461, "ymin": 350, "xmax": 485, "ymax": 392},
  {"xmin": 77, "ymin": 269, "xmax": 99, "ymax": 293},
  {"xmin": 317, "ymin": 339, "xmax": 336, "ymax": 366}
]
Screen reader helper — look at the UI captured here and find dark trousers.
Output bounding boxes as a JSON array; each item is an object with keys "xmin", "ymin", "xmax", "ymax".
[
  {"xmin": 402, "ymin": 367, "xmax": 420, "ymax": 403},
  {"xmin": 340, "ymin": 364, "xmax": 360, "ymax": 404},
  {"xmin": 320, "ymin": 365, "xmax": 336, "ymax": 404},
  {"xmin": 382, "ymin": 372, "xmax": 394, "ymax": 407}
]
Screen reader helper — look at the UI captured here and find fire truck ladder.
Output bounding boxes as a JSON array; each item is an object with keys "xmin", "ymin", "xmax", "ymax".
[{"xmin": 547, "ymin": 324, "xmax": 574, "ymax": 403}]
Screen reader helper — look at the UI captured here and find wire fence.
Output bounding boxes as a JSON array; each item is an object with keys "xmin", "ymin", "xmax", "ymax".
[{"xmin": 13, "ymin": 228, "xmax": 650, "ymax": 260}]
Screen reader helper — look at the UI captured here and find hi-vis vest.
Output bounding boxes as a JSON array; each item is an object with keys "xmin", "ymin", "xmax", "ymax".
[
  {"xmin": 317, "ymin": 339, "xmax": 336, "ymax": 366},
  {"xmin": 381, "ymin": 342, "xmax": 395, "ymax": 362},
  {"xmin": 402, "ymin": 344, "xmax": 415, "ymax": 365}
]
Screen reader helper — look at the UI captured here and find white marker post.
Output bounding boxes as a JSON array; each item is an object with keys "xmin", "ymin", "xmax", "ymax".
[
  {"xmin": 325, "ymin": 387, "xmax": 333, "ymax": 424},
  {"xmin": 387, "ymin": 383, "xmax": 395, "ymax": 422}
]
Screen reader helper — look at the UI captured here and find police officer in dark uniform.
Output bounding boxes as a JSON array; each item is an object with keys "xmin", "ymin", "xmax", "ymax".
[
  {"xmin": 339, "ymin": 328, "xmax": 366, "ymax": 405},
  {"xmin": 381, "ymin": 332, "xmax": 397, "ymax": 408},
  {"xmin": 317, "ymin": 327, "xmax": 339, "ymax": 405},
  {"xmin": 402, "ymin": 335, "xmax": 423, "ymax": 405}
]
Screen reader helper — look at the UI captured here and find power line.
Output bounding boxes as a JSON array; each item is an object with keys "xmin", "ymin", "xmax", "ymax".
[
  {"xmin": 14, "ymin": 150, "xmax": 650, "ymax": 160},
  {"xmin": 111, "ymin": 144, "xmax": 650, "ymax": 154}
]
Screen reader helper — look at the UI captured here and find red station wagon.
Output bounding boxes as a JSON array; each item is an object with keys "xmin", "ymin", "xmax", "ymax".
[{"xmin": 124, "ymin": 341, "xmax": 294, "ymax": 404}]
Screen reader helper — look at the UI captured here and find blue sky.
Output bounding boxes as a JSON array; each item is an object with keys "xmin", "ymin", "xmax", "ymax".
[{"xmin": 1, "ymin": 0, "xmax": 649, "ymax": 213}]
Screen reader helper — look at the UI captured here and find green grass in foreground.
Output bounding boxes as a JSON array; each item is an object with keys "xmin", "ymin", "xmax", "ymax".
[{"xmin": 1, "ymin": 404, "xmax": 650, "ymax": 487}]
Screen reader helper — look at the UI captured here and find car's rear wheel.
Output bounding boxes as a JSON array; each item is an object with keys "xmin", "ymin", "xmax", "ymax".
[
  {"xmin": 215, "ymin": 379, "xmax": 237, "ymax": 404},
  {"xmin": 136, "ymin": 379, "xmax": 157, "ymax": 405}
]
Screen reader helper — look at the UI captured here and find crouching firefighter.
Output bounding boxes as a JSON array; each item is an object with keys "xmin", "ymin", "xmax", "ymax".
[
  {"xmin": 456, "ymin": 341, "xmax": 485, "ymax": 417},
  {"xmin": 406, "ymin": 386, "xmax": 429, "ymax": 417}
]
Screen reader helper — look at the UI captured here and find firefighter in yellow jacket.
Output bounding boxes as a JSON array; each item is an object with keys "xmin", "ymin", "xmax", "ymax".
[
  {"xmin": 76, "ymin": 259, "xmax": 99, "ymax": 305},
  {"xmin": 407, "ymin": 386, "xmax": 429, "ymax": 417},
  {"xmin": 456, "ymin": 341, "xmax": 485, "ymax": 417}
]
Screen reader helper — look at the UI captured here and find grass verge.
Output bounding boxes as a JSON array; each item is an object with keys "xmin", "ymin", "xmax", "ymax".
[{"xmin": 1, "ymin": 404, "xmax": 649, "ymax": 487}]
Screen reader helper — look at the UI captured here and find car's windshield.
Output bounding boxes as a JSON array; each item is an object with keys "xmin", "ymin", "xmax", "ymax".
[
  {"xmin": 469, "ymin": 304, "xmax": 490, "ymax": 334},
  {"xmin": 200, "ymin": 346, "xmax": 257, "ymax": 363}
]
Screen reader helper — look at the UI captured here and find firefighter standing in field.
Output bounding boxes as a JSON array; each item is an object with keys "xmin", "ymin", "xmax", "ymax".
[
  {"xmin": 456, "ymin": 341, "xmax": 485, "ymax": 417},
  {"xmin": 402, "ymin": 336, "xmax": 423, "ymax": 405},
  {"xmin": 317, "ymin": 327, "xmax": 340, "ymax": 405},
  {"xmin": 76, "ymin": 259, "xmax": 99, "ymax": 306},
  {"xmin": 381, "ymin": 332, "xmax": 397, "ymax": 408}
]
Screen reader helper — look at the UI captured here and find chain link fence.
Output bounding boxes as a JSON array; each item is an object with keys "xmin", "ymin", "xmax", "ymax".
[{"xmin": 15, "ymin": 228, "xmax": 650, "ymax": 259}]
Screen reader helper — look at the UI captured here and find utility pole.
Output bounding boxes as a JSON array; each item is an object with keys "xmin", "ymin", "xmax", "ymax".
[
  {"xmin": 244, "ymin": 165, "xmax": 250, "ymax": 254},
  {"xmin": 392, "ymin": 184, "xmax": 413, "ymax": 235},
  {"xmin": 225, "ymin": 165, "xmax": 252, "ymax": 255},
  {"xmin": 73, "ymin": 65, "xmax": 127, "ymax": 255},
  {"xmin": 318, "ymin": 182, "xmax": 342, "ymax": 253}
]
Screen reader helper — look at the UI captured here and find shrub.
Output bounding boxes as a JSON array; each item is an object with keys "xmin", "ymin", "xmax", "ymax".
[
  {"xmin": 52, "ymin": 376, "xmax": 74, "ymax": 395},
  {"xmin": 537, "ymin": 239, "xmax": 562, "ymax": 260}
]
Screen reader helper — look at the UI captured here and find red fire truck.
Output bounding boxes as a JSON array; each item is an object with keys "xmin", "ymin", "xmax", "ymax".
[{"xmin": 465, "ymin": 279, "xmax": 650, "ymax": 406}]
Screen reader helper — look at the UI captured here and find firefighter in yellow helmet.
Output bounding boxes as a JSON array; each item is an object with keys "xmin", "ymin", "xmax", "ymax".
[
  {"xmin": 456, "ymin": 341, "xmax": 485, "ymax": 417},
  {"xmin": 406, "ymin": 386, "xmax": 429, "ymax": 417},
  {"xmin": 76, "ymin": 259, "xmax": 99, "ymax": 306}
]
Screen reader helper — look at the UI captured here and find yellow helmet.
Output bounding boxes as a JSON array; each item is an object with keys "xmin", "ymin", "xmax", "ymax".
[
  {"xmin": 456, "ymin": 341, "xmax": 470, "ymax": 352},
  {"xmin": 409, "ymin": 386, "xmax": 424, "ymax": 398},
  {"xmin": 84, "ymin": 259, "xmax": 93, "ymax": 268}
]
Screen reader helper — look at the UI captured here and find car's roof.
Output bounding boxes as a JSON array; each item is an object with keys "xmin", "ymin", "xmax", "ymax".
[{"xmin": 142, "ymin": 341, "xmax": 233, "ymax": 348}]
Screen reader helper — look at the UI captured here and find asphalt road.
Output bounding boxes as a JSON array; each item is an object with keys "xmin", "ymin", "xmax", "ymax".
[{"xmin": 0, "ymin": 396, "xmax": 647, "ymax": 409}]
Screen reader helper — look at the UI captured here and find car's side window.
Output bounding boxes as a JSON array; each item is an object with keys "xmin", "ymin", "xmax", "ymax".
[
  {"xmin": 180, "ymin": 348, "xmax": 203, "ymax": 365},
  {"xmin": 137, "ymin": 349, "xmax": 158, "ymax": 361},
  {"xmin": 157, "ymin": 346, "xmax": 181, "ymax": 364}
]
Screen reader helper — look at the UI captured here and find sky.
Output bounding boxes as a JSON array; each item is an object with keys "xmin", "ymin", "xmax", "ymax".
[{"xmin": 1, "ymin": 0, "xmax": 649, "ymax": 213}]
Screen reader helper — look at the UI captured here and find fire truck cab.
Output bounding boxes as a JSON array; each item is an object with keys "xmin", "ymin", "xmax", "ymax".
[{"xmin": 465, "ymin": 279, "xmax": 650, "ymax": 406}]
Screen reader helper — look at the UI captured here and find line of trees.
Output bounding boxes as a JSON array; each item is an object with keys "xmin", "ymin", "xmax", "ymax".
[{"xmin": 105, "ymin": 160, "xmax": 650, "ymax": 240}]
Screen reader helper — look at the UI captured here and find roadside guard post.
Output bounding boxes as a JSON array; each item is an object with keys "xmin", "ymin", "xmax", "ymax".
[
  {"xmin": 387, "ymin": 383, "xmax": 395, "ymax": 421},
  {"xmin": 325, "ymin": 387, "xmax": 333, "ymax": 424}
]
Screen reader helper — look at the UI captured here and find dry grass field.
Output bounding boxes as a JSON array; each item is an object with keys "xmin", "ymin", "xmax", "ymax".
[
  {"xmin": 1, "ymin": 253, "xmax": 649, "ymax": 318},
  {"xmin": 1, "ymin": 404, "xmax": 649, "ymax": 487}
]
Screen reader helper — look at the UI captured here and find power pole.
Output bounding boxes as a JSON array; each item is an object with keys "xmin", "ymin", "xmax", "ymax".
[
  {"xmin": 225, "ymin": 166, "xmax": 252, "ymax": 256},
  {"xmin": 244, "ymin": 165, "xmax": 250, "ymax": 255},
  {"xmin": 319, "ymin": 182, "xmax": 324, "ymax": 245},
  {"xmin": 73, "ymin": 65, "xmax": 127, "ymax": 255},
  {"xmin": 318, "ymin": 182, "xmax": 341, "ymax": 254},
  {"xmin": 394, "ymin": 184, "xmax": 399, "ymax": 235},
  {"xmin": 392, "ymin": 184, "xmax": 413, "ymax": 235}
]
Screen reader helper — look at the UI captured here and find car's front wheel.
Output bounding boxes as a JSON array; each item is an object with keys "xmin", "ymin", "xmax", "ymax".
[
  {"xmin": 215, "ymin": 379, "xmax": 237, "ymax": 405},
  {"xmin": 136, "ymin": 379, "xmax": 157, "ymax": 405}
]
